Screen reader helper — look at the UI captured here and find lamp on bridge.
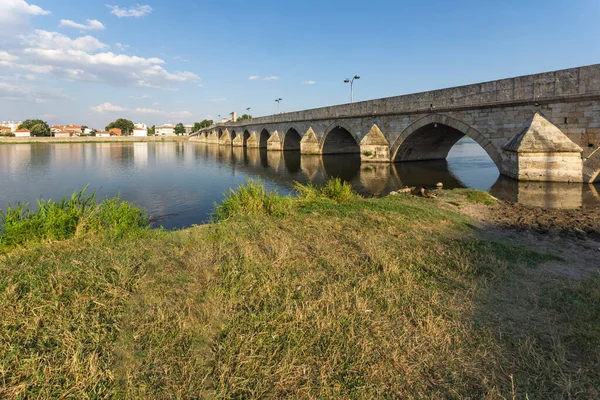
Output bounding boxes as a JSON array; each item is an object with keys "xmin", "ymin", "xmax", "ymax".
[
  {"xmin": 344, "ymin": 75, "xmax": 360, "ymax": 103},
  {"xmin": 275, "ymin": 98, "xmax": 283, "ymax": 114}
]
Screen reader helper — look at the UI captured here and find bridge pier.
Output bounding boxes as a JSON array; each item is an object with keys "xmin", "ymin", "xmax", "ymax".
[
  {"xmin": 300, "ymin": 128, "xmax": 320, "ymax": 155},
  {"xmin": 501, "ymin": 113, "xmax": 584, "ymax": 182}
]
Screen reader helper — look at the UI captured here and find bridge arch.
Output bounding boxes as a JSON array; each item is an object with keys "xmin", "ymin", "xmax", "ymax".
[
  {"xmin": 283, "ymin": 127, "xmax": 301, "ymax": 151},
  {"xmin": 322, "ymin": 123, "xmax": 360, "ymax": 155},
  {"xmin": 259, "ymin": 128, "xmax": 271, "ymax": 148},
  {"xmin": 243, "ymin": 129, "xmax": 251, "ymax": 147},
  {"xmin": 390, "ymin": 114, "xmax": 502, "ymax": 168}
]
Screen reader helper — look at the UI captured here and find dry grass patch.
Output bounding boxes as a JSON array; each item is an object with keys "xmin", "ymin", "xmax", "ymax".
[{"xmin": 0, "ymin": 183, "xmax": 598, "ymax": 398}]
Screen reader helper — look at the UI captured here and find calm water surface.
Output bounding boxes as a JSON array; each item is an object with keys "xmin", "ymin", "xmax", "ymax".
[{"xmin": 0, "ymin": 139, "xmax": 598, "ymax": 229}]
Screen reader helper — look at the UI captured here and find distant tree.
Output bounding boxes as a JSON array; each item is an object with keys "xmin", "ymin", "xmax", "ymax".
[
  {"xmin": 148, "ymin": 125, "xmax": 156, "ymax": 135},
  {"xmin": 199, "ymin": 119, "xmax": 213, "ymax": 128},
  {"xmin": 90, "ymin": 129, "xmax": 97, "ymax": 137},
  {"xmin": 18, "ymin": 119, "xmax": 50, "ymax": 136},
  {"xmin": 236, "ymin": 114, "xmax": 252, "ymax": 122},
  {"xmin": 174, "ymin": 123, "xmax": 186, "ymax": 135},
  {"xmin": 105, "ymin": 118, "xmax": 134, "ymax": 135},
  {"xmin": 81, "ymin": 125, "xmax": 88, "ymax": 131}
]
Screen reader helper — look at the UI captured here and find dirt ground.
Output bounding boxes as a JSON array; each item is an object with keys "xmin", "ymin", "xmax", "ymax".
[{"xmin": 445, "ymin": 195, "xmax": 600, "ymax": 279}]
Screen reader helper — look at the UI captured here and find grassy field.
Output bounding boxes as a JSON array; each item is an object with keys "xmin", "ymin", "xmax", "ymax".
[{"xmin": 0, "ymin": 181, "xmax": 598, "ymax": 398}]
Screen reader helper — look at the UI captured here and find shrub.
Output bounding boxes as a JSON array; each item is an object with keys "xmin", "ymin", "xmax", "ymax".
[
  {"xmin": 294, "ymin": 178, "xmax": 356, "ymax": 203},
  {"xmin": 213, "ymin": 180, "xmax": 291, "ymax": 221}
]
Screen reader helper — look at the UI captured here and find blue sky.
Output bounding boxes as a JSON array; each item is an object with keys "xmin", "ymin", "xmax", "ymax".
[{"xmin": 1, "ymin": 0, "xmax": 599, "ymax": 128}]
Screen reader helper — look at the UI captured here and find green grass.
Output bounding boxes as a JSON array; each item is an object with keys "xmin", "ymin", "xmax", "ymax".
[
  {"xmin": 0, "ymin": 187, "xmax": 148, "ymax": 251},
  {"xmin": 0, "ymin": 182, "xmax": 598, "ymax": 398}
]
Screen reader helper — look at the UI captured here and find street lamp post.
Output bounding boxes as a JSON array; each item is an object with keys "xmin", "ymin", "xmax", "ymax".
[
  {"xmin": 275, "ymin": 98, "xmax": 282, "ymax": 114},
  {"xmin": 344, "ymin": 75, "xmax": 360, "ymax": 103}
]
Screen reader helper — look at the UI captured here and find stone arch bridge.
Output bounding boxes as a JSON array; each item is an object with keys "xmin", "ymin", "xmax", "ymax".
[{"xmin": 194, "ymin": 64, "xmax": 600, "ymax": 183}]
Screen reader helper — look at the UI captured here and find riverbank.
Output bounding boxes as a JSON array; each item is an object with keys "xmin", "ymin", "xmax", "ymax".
[
  {"xmin": 0, "ymin": 136, "xmax": 189, "ymax": 144},
  {"xmin": 1, "ymin": 183, "xmax": 598, "ymax": 398}
]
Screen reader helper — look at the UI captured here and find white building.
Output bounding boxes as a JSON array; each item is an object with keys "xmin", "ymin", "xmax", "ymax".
[
  {"xmin": 156, "ymin": 124, "xmax": 175, "ymax": 136},
  {"xmin": 184, "ymin": 124, "xmax": 193, "ymax": 135},
  {"xmin": 133, "ymin": 128, "xmax": 148, "ymax": 136},
  {"xmin": 84, "ymin": 128, "xmax": 93, "ymax": 135},
  {"xmin": 95, "ymin": 131, "xmax": 110, "ymax": 137},
  {"xmin": 134, "ymin": 123, "xmax": 148, "ymax": 130},
  {"xmin": 14, "ymin": 129, "xmax": 30, "ymax": 137}
]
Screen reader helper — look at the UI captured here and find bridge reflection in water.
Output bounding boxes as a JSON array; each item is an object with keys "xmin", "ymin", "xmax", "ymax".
[{"xmin": 192, "ymin": 140, "xmax": 599, "ymax": 210}]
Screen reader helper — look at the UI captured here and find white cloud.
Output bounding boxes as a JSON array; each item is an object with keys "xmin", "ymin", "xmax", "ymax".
[
  {"xmin": 1, "ymin": 30, "xmax": 200, "ymax": 89},
  {"xmin": 0, "ymin": 0, "xmax": 50, "ymax": 34},
  {"xmin": 169, "ymin": 111, "xmax": 192, "ymax": 118},
  {"xmin": 0, "ymin": 81, "xmax": 68, "ymax": 103},
  {"xmin": 91, "ymin": 102, "xmax": 127, "ymax": 113},
  {"xmin": 0, "ymin": 51, "xmax": 19, "ymax": 63},
  {"xmin": 107, "ymin": 4, "xmax": 152, "ymax": 18},
  {"xmin": 134, "ymin": 107, "xmax": 161, "ymax": 114},
  {"xmin": 248, "ymin": 75, "xmax": 261, "ymax": 80},
  {"xmin": 115, "ymin": 42, "xmax": 129, "ymax": 51},
  {"xmin": 129, "ymin": 94, "xmax": 151, "ymax": 99},
  {"xmin": 23, "ymin": 30, "xmax": 108, "ymax": 52},
  {"xmin": 92, "ymin": 102, "xmax": 192, "ymax": 119},
  {"xmin": 60, "ymin": 19, "xmax": 105, "ymax": 31},
  {"xmin": 302, "ymin": 80, "xmax": 317, "ymax": 85},
  {"xmin": 263, "ymin": 76, "xmax": 279, "ymax": 81},
  {"xmin": 152, "ymin": 102, "xmax": 160, "ymax": 106}
]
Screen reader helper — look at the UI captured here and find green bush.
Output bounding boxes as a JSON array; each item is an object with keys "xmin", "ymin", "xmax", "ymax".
[
  {"xmin": 213, "ymin": 180, "xmax": 292, "ymax": 221},
  {"xmin": 295, "ymin": 178, "xmax": 356, "ymax": 203},
  {"xmin": 0, "ymin": 187, "xmax": 148, "ymax": 249}
]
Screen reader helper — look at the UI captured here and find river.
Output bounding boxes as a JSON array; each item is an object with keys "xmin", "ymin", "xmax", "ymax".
[{"xmin": 0, "ymin": 139, "xmax": 598, "ymax": 229}]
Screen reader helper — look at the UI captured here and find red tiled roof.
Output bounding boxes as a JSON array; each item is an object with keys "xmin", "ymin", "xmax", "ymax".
[{"xmin": 15, "ymin": 129, "xmax": 30, "ymax": 132}]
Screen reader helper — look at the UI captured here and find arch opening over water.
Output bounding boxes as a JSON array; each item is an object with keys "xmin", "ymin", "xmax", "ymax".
[
  {"xmin": 283, "ymin": 128, "xmax": 301, "ymax": 151},
  {"xmin": 322, "ymin": 126, "xmax": 360, "ymax": 155},
  {"xmin": 243, "ymin": 130, "xmax": 251, "ymax": 147},
  {"xmin": 259, "ymin": 129, "xmax": 270, "ymax": 148}
]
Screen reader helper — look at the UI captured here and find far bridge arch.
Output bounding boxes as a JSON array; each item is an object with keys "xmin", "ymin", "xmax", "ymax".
[
  {"xmin": 321, "ymin": 124, "xmax": 360, "ymax": 155},
  {"xmin": 259, "ymin": 128, "xmax": 271, "ymax": 148},
  {"xmin": 283, "ymin": 127, "xmax": 302, "ymax": 151},
  {"xmin": 390, "ymin": 114, "xmax": 502, "ymax": 169}
]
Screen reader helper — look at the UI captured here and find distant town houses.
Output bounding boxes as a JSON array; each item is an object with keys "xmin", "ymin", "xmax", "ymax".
[
  {"xmin": 156, "ymin": 124, "xmax": 176, "ymax": 136},
  {"xmin": 51, "ymin": 125, "xmax": 83, "ymax": 136},
  {"xmin": 133, "ymin": 123, "xmax": 148, "ymax": 136},
  {"xmin": 109, "ymin": 128, "xmax": 122, "ymax": 136},
  {"xmin": 1, "ymin": 119, "xmax": 196, "ymax": 138},
  {"xmin": 0, "ymin": 121, "xmax": 23, "ymax": 134}
]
